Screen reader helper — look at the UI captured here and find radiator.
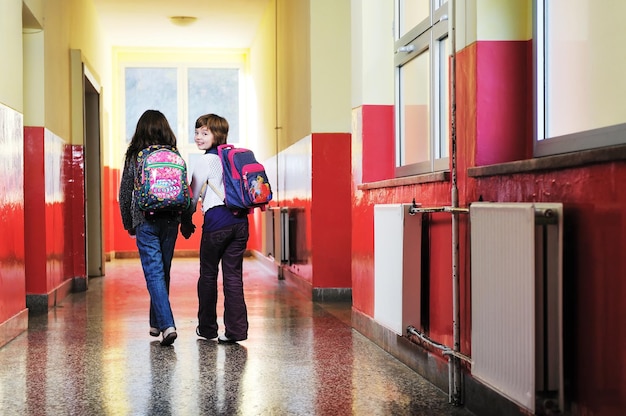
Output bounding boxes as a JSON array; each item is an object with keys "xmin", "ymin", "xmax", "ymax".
[
  {"xmin": 264, "ymin": 208, "xmax": 275, "ymax": 258},
  {"xmin": 374, "ymin": 204, "xmax": 422, "ymax": 334},
  {"xmin": 271, "ymin": 207, "xmax": 289, "ymax": 264},
  {"xmin": 470, "ymin": 202, "xmax": 563, "ymax": 413}
]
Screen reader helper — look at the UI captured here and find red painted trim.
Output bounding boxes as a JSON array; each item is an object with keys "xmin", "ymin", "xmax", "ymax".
[
  {"xmin": 24, "ymin": 127, "xmax": 47, "ymax": 293},
  {"xmin": 361, "ymin": 105, "xmax": 395, "ymax": 182},
  {"xmin": 311, "ymin": 133, "xmax": 352, "ymax": 288},
  {"xmin": 476, "ymin": 40, "xmax": 532, "ymax": 165}
]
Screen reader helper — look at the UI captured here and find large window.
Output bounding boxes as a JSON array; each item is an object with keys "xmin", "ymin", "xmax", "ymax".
[
  {"xmin": 535, "ymin": 0, "xmax": 626, "ymax": 156},
  {"xmin": 124, "ymin": 64, "xmax": 243, "ymax": 170},
  {"xmin": 394, "ymin": 0, "xmax": 449, "ymax": 177}
]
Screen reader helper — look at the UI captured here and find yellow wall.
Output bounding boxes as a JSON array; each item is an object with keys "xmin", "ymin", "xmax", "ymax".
[
  {"xmin": 351, "ymin": 0, "xmax": 394, "ymax": 107},
  {"xmin": 0, "ymin": 0, "xmax": 23, "ymax": 111},
  {"xmin": 40, "ymin": 0, "xmax": 108, "ymax": 144},
  {"xmin": 23, "ymin": 1, "xmax": 44, "ymax": 127},
  {"xmin": 249, "ymin": 0, "xmax": 278, "ymax": 162},
  {"xmin": 475, "ymin": 0, "xmax": 532, "ymax": 42},
  {"xmin": 42, "ymin": 0, "xmax": 71, "ymax": 139},
  {"xmin": 310, "ymin": 0, "xmax": 351, "ymax": 133},
  {"xmin": 276, "ymin": 0, "xmax": 311, "ymax": 151},
  {"xmin": 68, "ymin": 0, "xmax": 109, "ymax": 149}
]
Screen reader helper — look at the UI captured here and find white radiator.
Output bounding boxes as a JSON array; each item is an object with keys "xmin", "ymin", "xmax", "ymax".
[
  {"xmin": 374, "ymin": 204, "xmax": 422, "ymax": 334},
  {"xmin": 470, "ymin": 202, "xmax": 563, "ymax": 413}
]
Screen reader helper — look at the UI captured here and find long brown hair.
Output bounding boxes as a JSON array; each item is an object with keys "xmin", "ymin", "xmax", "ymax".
[{"xmin": 125, "ymin": 110, "xmax": 177, "ymax": 161}]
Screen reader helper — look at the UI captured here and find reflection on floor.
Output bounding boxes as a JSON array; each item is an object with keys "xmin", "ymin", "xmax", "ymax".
[{"xmin": 0, "ymin": 257, "xmax": 474, "ymax": 415}]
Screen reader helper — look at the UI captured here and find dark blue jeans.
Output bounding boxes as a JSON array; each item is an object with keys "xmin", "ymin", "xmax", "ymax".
[
  {"xmin": 198, "ymin": 222, "xmax": 249, "ymax": 340},
  {"xmin": 136, "ymin": 216, "xmax": 178, "ymax": 331}
]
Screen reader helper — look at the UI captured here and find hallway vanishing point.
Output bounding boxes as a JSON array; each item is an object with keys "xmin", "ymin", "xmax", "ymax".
[{"xmin": 0, "ymin": 256, "xmax": 475, "ymax": 416}]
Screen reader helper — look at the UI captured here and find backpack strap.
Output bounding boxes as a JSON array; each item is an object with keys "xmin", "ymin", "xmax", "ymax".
[{"xmin": 205, "ymin": 178, "xmax": 225, "ymax": 201}]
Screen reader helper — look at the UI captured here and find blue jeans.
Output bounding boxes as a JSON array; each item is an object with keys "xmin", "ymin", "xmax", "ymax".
[
  {"xmin": 198, "ymin": 222, "xmax": 249, "ymax": 340},
  {"xmin": 136, "ymin": 216, "xmax": 179, "ymax": 331}
]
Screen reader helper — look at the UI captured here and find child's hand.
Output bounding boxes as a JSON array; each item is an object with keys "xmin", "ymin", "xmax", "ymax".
[{"xmin": 181, "ymin": 222, "xmax": 196, "ymax": 239}]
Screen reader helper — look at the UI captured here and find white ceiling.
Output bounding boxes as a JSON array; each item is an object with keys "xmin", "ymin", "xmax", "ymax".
[{"xmin": 93, "ymin": 0, "xmax": 271, "ymax": 49}]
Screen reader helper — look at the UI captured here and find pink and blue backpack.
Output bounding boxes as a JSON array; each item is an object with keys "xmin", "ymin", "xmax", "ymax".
[{"xmin": 218, "ymin": 144, "xmax": 272, "ymax": 213}]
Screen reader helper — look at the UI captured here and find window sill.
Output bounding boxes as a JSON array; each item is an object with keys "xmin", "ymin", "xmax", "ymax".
[
  {"xmin": 358, "ymin": 171, "xmax": 450, "ymax": 191},
  {"xmin": 468, "ymin": 144, "xmax": 626, "ymax": 178}
]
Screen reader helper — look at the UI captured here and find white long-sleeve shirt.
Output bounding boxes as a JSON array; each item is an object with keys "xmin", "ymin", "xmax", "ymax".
[{"xmin": 188, "ymin": 151, "xmax": 225, "ymax": 214}]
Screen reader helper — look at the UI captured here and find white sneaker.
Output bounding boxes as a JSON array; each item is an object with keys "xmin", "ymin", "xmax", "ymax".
[
  {"xmin": 160, "ymin": 327, "xmax": 177, "ymax": 346},
  {"xmin": 149, "ymin": 327, "xmax": 160, "ymax": 337},
  {"xmin": 218, "ymin": 334, "xmax": 237, "ymax": 344}
]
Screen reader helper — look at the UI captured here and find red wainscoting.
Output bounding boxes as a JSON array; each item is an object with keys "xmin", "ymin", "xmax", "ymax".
[
  {"xmin": 63, "ymin": 144, "xmax": 85, "ymax": 281},
  {"xmin": 106, "ymin": 166, "xmax": 205, "ymax": 257},
  {"xmin": 351, "ymin": 105, "xmax": 394, "ymax": 316},
  {"xmin": 475, "ymin": 40, "xmax": 533, "ymax": 165},
  {"xmin": 475, "ymin": 163, "xmax": 626, "ymax": 414},
  {"xmin": 311, "ymin": 133, "xmax": 351, "ymax": 289},
  {"xmin": 24, "ymin": 127, "xmax": 47, "ymax": 294},
  {"xmin": 0, "ymin": 116, "xmax": 26, "ymax": 325}
]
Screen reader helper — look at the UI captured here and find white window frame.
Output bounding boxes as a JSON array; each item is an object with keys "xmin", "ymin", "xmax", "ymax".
[
  {"xmin": 394, "ymin": 0, "xmax": 449, "ymax": 177},
  {"xmin": 534, "ymin": 0, "xmax": 626, "ymax": 157},
  {"xmin": 120, "ymin": 59, "xmax": 246, "ymax": 167}
]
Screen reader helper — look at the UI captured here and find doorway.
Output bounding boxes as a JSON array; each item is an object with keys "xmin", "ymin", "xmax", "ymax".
[{"xmin": 84, "ymin": 74, "xmax": 104, "ymax": 278}]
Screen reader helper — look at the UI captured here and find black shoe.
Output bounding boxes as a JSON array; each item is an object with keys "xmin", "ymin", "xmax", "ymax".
[
  {"xmin": 217, "ymin": 335, "xmax": 238, "ymax": 344},
  {"xmin": 160, "ymin": 327, "xmax": 177, "ymax": 346},
  {"xmin": 196, "ymin": 326, "xmax": 217, "ymax": 340}
]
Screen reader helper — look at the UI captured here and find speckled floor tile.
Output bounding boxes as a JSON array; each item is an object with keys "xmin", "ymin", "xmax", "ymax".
[{"xmin": 0, "ymin": 257, "xmax": 474, "ymax": 416}]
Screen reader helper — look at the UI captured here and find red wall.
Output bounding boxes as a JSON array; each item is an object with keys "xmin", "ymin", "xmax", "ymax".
[
  {"xmin": 24, "ymin": 127, "xmax": 71, "ymax": 294},
  {"xmin": 352, "ymin": 39, "xmax": 626, "ymax": 414},
  {"xmin": 107, "ymin": 166, "xmax": 205, "ymax": 255},
  {"xmin": 64, "ymin": 145, "xmax": 86, "ymax": 280},
  {"xmin": 0, "ymin": 113, "xmax": 26, "ymax": 323},
  {"xmin": 311, "ymin": 133, "xmax": 352, "ymax": 288},
  {"xmin": 24, "ymin": 127, "xmax": 47, "ymax": 293}
]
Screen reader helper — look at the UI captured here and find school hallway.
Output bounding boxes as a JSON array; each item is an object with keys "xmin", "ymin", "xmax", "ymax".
[{"xmin": 0, "ymin": 256, "xmax": 474, "ymax": 416}]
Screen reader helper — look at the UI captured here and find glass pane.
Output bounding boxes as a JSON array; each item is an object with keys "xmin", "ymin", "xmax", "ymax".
[
  {"xmin": 545, "ymin": 0, "xmax": 626, "ymax": 138},
  {"xmin": 125, "ymin": 68, "xmax": 178, "ymax": 142},
  {"xmin": 399, "ymin": 0, "xmax": 430, "ymax": 38},
  {"xmin": 188, "ymin": 68, "xmax": 240, "ymax": 145},
  {"xmin": 438, "ymin": 36, "xmax": 449, "ymax": 159},
  {"xmin": 399, "ymin": 51, "xmax": 430, "ymax": 166}
]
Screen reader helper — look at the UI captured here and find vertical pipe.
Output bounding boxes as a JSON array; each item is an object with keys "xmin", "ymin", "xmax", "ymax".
[
  {"xmin": 274, "ymin": 0, "xmax": 281, "ymax": 205},
  {"xmin": 449, "ymin": 0, "xmax": 462, "ymax": 406}
]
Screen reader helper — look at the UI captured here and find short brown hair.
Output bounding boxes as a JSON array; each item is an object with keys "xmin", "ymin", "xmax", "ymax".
[{"xmin": 195, "ymin": 113, "xmax": 229, "ymax": 146}]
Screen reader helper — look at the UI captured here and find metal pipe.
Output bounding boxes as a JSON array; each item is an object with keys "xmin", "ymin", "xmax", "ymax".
[
  {"xmin": 407, "ymin": 325, "xmax": 456, "ymax": 403},
  {"xmin": 449, "ymin": 0, "xmax": 462, "ymax": 406},
  {"xmin": 408, "ymin": 205, "xmax": 469, "ymax": 215},
  {"xmin": 443, "ymin": 349, "xmax": 472, "ymax": 364}
]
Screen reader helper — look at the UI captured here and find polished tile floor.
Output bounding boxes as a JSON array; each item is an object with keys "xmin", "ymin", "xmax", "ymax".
[{"xmin": 0, "ymin": 257, "xmax": 474, "ymax": 416}]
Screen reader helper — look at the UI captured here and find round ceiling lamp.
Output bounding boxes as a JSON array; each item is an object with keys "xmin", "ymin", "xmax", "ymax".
[{"xmin": 169, "ymin": 16, "xmax": 198, "ymax": 27}]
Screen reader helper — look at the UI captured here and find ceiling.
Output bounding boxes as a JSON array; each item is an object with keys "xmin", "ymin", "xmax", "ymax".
[{"xmin": 92, "ymin": 0, "xmax": 271, "ymax": 49}]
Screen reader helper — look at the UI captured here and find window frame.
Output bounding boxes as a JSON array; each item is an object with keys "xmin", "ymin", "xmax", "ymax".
[
  {"xmin": 534, "ymin": 0, "xmax": 626, "ymax": 157},
  {"xmin": 394, "ymin": 0, "xmax": 450, "ymax": 178},
  {"xmin": 119, "ymin": 57, "xmax": 246, "ymax": 168}
]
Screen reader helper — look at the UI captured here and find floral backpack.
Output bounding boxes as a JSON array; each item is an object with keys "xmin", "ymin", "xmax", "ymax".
[{"xmin": 134, "ymin": 145, "xmax": 191, "ymax": 214}]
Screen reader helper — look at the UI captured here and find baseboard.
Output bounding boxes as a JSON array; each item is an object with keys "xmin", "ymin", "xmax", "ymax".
[
  {"xmin": 26, "ymin": 278, "xmax": 75, "ymax": 314},
  {"xmin": 312, "ymin": 287, "xmax": 352, "ymax": 302},
  {"xmin": 0, "ymin": 309, "xmax": 28, "ymax": 348}
]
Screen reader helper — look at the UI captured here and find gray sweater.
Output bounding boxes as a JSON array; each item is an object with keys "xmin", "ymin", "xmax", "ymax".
[
  {"xmin": 119, "ymin": 153, "xmax": 183, "ymax": 233},
  {"xmin": 119, "ymin": 156, "xmax": 145, "ymax": 232}
]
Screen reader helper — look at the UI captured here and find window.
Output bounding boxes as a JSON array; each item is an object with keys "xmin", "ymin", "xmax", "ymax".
[
  {"xmin": 123, "ymin": 63, "xmax": 243, "ymax": 170},
  {"xmin": 394, "ymin": 0, "xmax": 449, "ymax": 177},
  {"xmin": 535, "ymin": 0, "xmax": 626, "ymax": 156}
]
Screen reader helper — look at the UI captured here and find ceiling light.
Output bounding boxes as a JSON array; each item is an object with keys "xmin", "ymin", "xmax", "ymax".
[{"xmin": 169, "ymin": 16, "xmax": 197, "ymax": 27}]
